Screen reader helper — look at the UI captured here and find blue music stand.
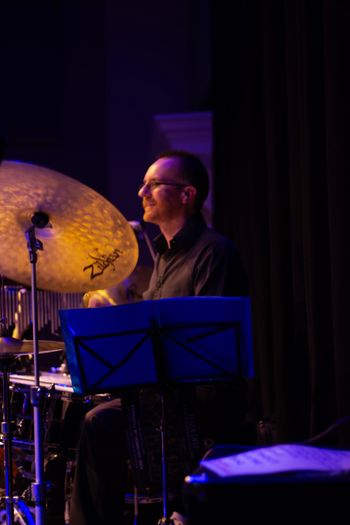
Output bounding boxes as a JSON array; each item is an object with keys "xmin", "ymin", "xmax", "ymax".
[
  {"xmin": 59, "ymin": 297, "xmax": 254, "ymax": 524},
  {"xmin": 59, "ymin": 297, "xmax": 254, "ymax": 395}
]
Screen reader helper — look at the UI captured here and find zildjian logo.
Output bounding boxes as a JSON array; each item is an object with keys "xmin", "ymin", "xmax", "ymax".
[{"xmin": 83, "ymin": 248, "xmax": 123, "ymax": 279}]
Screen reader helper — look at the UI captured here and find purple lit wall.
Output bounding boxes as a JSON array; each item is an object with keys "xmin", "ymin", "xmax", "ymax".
[{"xmin": 0, "ymin": 1, "xmax": 212, "ymax": 225}]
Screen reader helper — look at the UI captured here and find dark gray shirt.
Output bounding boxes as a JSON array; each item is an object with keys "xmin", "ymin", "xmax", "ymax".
[{"xmin": 143, "ymin": 214, "xmax": 248, "ymax": 300}]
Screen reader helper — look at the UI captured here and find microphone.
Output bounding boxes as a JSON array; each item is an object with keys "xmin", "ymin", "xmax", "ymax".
[
  {"xmin": 128, "ymin": 220, "xmax": 156, "ymax": 261},
  {"xmin": 128, "ymin": 220, "xmax": 143, "ymax": 233}
]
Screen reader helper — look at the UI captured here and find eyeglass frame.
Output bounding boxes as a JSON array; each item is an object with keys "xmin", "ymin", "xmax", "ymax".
[{"xmin": 138, "ymin": 180, "xmax": 190, "ymax": 192}]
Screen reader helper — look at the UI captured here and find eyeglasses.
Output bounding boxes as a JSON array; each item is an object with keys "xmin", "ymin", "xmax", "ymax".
[{"xmin": 138, "ymin": 180, "xmax": 188, "ymax": 192}]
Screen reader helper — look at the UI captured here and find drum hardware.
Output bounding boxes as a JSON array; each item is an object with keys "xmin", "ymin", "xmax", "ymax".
[
  {"xmin": 0, "ymin": 159, "xmax": 139, "ymax": 524},
  {"xmin": 0, "ymin": 352, "xmax": 17, "ymax": 525},
  {"xmin": 0, "ymin": 286, "xmax": 62, "ymax": 525},
  {"xmin": 25, "ymin": 208, "xmax": 80, "ymax": 525},
  {"xmin": 13, "ymin": 215, "xmax": 50, "ymax": 525},
  {"xmin": 0, "ymin": 496, "xmax": 35, "ymax": 525},
  {"xmin": 6, "ymin": 371, "xmax": 115, "ymax": 524}
]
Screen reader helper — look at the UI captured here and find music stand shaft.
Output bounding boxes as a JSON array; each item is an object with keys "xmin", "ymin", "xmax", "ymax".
[
  {"xmin": 158, "ymin": 391, "xmax": 170, "ymax": 525},
  {"xmin": 150, "ymin": 322, "xmax": 174, "ymax": 525}
]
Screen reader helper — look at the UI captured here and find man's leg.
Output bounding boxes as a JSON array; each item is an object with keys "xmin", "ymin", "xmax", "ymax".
[{"xmin": 69, "ymin": 398, "xmax": 127, "ymax": 525}]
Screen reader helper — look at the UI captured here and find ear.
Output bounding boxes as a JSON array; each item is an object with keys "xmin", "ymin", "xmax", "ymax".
[{"xmin": 181, "ymin": 186, "xmax": 196, "ymax": 204}]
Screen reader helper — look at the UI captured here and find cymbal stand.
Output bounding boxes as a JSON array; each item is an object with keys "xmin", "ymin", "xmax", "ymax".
[{"xmin": 25, "ymin": 212, "xmax": 50, "ymax": 525}]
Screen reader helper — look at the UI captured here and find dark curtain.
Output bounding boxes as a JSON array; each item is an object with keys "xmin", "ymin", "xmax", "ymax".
[{"xmin": 213, "ymin": 0, "xmax": 350, "ymax": 444}]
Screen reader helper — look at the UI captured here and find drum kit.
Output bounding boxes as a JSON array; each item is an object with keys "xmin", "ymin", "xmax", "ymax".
[{"xmin": 0, "ymin": 160, "xmax": 139, "ymax": 524}]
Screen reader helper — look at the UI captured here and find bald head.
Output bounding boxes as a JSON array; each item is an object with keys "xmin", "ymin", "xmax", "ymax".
[{"xmin": 155, "ymin": 151, "xmax": 209, "ymax": 211}]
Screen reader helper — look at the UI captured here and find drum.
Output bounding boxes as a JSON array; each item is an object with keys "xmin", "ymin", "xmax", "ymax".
[
  {"xmin": 9, "ymin": 371, "xmax": 112, "ymax": 456},
  {"xmin": 3, "ymin": 372, "xmax": 112, "ymax": 523},
  {"xmin": 9, "ymin": 372, "xmax": 73, "ymax": 453}
]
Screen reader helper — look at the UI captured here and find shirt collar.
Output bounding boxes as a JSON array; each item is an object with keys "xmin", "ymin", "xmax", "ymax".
[{"xmin": 154, "ymin": 213, "xmax": 207, "ymax": 255}]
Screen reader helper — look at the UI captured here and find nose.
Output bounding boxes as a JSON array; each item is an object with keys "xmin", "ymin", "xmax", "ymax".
[{"xmin": 138, "ymin": 183, "xmax": 150, "ymax": 198}]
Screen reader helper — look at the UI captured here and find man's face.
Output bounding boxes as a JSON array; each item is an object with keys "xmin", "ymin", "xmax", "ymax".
[{"xmin": 138, "ymin": 158, "xmax": 188, "ymax": 226}]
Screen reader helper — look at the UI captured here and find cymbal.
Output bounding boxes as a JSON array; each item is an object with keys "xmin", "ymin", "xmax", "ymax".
[
  {"xmin": 0, "ymin": 160, "xmax": 138, "ymax": 292},
  {"xmin": 0, "ymin": 337, "xmax": 64, "ymax": 356}
]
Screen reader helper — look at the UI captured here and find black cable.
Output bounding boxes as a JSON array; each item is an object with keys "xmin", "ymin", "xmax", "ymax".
[{"xmin": 302, "ymin": 415, "xmax": 350, "ymax": 445}]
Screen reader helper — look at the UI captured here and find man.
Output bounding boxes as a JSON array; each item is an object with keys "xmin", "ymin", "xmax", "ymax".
[
  {"xmin": 139, "ymin": 151, "xmax": 248, "ymax": 298},
  {"xmin": 69, "ymin": 151, "xmax": 249, "ymax": 525}
]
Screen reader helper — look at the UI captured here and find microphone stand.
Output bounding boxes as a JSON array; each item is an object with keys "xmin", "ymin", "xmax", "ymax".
[
  {"xmin": 129, "ymin": 221, "xmax": 156, "ymax": 262},
  {"xmin": 25, "ymin": 212, "xmax": 50, "ymax": 525}
]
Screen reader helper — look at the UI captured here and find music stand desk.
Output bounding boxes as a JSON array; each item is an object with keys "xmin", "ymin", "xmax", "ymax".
[{"xmin": 59, "ymin": 297, "xmax": 254, "ymax": 396}]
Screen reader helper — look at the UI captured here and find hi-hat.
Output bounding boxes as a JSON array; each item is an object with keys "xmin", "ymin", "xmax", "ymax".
[
  {"xmin": 0, "ymin": 160, "xmax": 139, "ymax": 292},
  {"xmin": 0, "ymin": 337, "xmax": 64, "ymax": 356}
]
